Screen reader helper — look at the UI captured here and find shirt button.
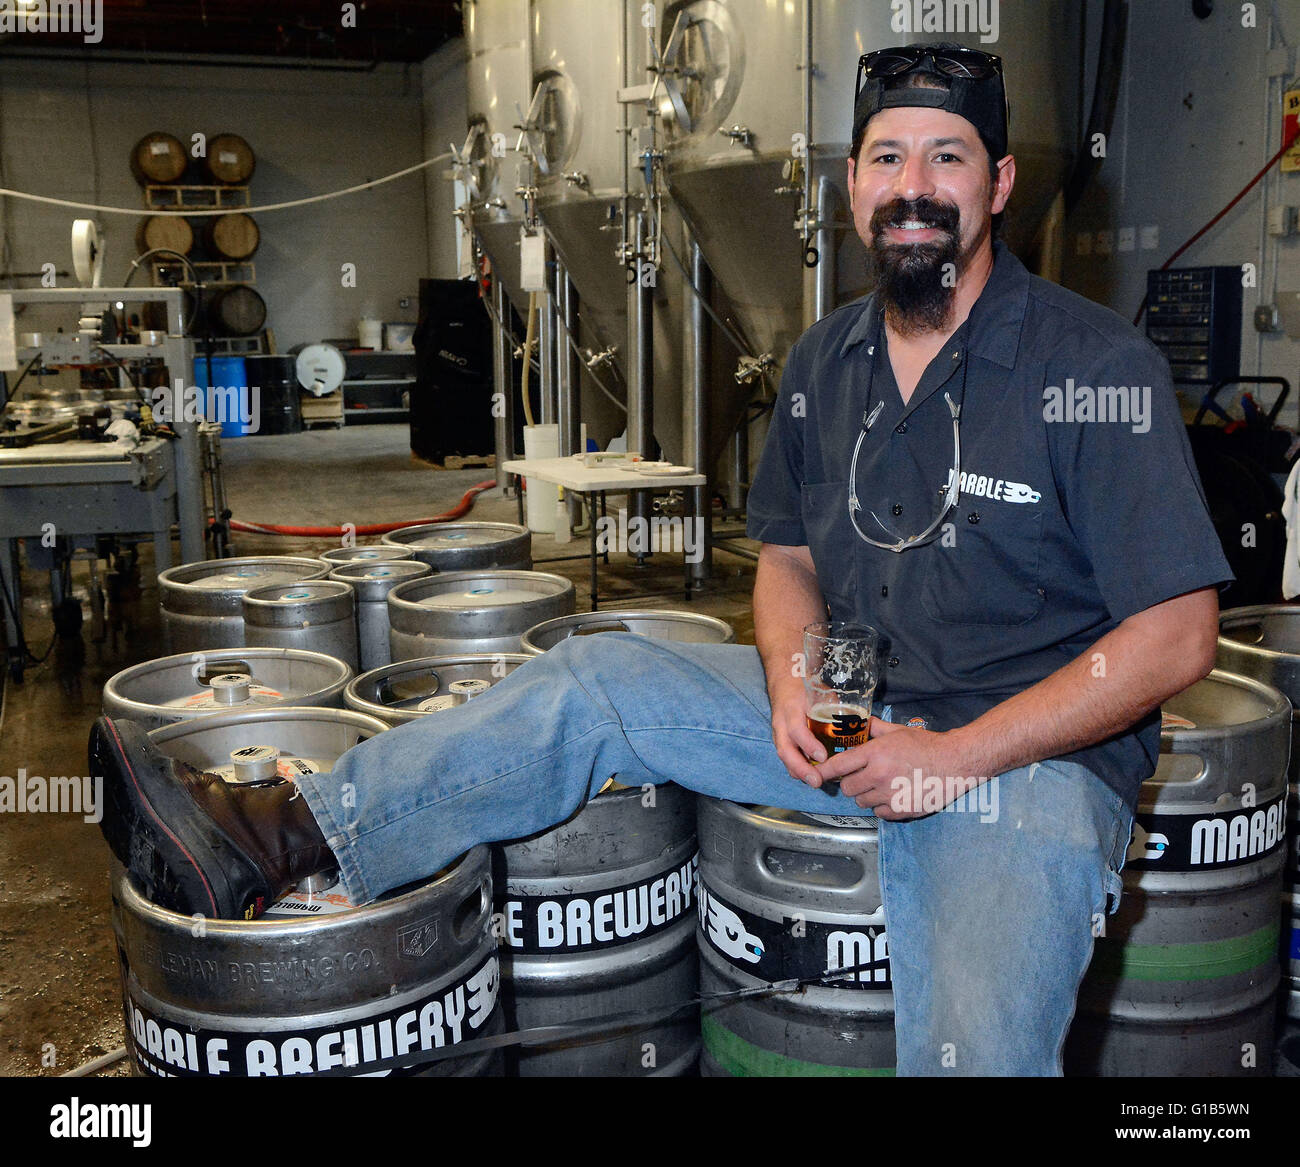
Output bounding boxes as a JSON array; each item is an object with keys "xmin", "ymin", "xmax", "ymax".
[
  {"xmin": 892, "ymin": 503, "xmax": 903, "ymax": 516},
  {"xmin": 888, "ymin": 656, "xmax": 900, "ymax": 668},
  {"xmin": 968, "ymin": 511, "xmax": 981, "ymax": 524},
  {"xmin": 881, "ymin": 585, "xmax": 889, "ymax": 597},
  {"xmin": 895, "ymin": 421, "xmax": 908, "ymax": 434}
]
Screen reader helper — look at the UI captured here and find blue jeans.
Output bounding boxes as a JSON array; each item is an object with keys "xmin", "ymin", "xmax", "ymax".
[{"xmin": 296, "ymin": 634, "xmax": 1133, "ymax": 1077}]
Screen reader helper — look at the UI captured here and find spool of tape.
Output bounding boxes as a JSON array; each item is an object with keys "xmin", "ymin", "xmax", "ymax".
[{"xmin": 71, "ymin": 219, "xmax": 104, "ymax": 288}]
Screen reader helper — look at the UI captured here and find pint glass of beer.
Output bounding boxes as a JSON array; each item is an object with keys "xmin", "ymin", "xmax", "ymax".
[{"xmin": 803, "ymin": 622, "xmax": 879, "ymax": 789}]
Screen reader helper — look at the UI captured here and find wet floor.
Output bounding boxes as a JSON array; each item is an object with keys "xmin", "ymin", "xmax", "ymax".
[{"xmin": 0, "ymin": 424, "xmax": 757, "ymax": 1076}]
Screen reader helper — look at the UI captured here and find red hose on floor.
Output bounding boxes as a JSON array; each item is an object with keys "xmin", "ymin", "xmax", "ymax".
[{"xmin": 224, "ymin": 479, "xmax": 500, "ymax": 537}]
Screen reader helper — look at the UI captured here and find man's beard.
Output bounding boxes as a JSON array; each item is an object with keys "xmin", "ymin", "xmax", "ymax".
[{"xmin": 870, "ymin": 197, "xmax": 963, "ymax": 336}]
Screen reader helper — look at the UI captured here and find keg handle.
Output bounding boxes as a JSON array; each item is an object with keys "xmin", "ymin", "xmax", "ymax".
[
  {"xmin": 564, "ymin": 620, "xmax": 632, "ymax": 638},
  {"xmin": 451, "ymin": 878, "xmax": 492, "ymax": 946},
  {"xmin": 751, "ymin": 845, "xmax": 873, "ymax": 899}
]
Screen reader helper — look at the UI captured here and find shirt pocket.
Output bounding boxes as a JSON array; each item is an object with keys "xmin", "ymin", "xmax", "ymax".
[
  {"xmin": 800, "ymin": 481, "xmax": 858, "ymax": 620},
  {"xmin": 919, "ymin": 506, "xmax": 1046, "ymax": 626}
]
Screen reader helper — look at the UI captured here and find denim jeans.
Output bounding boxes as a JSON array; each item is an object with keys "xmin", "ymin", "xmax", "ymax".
[{"xmin": 296, "ymin": 633, "xmax": 1132, "ymax": 1076}]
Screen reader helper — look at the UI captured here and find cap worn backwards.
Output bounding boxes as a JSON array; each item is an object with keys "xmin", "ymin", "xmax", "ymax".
[{"xmin": 852, "ymin": 43, "xmax": 1008, "ymax": 163}]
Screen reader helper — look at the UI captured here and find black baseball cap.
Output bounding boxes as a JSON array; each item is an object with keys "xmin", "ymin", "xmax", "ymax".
[{"xmin": 852, "ymin": 44, "xmax": 1009, "ymax": 163}]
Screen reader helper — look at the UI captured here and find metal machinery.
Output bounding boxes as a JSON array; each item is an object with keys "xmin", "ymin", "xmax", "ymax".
[{"xmin": 0, "ymin": 255, "xmax": 212, "ymax": 682}]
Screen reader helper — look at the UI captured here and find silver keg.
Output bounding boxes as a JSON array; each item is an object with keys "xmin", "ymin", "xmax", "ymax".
[
  {"xmin": 242, "ymin": 580, "xmax": 359, "ymax": 671},
  {"xmin": 319, "ymin": 545, "xmax": 418, "ymax": 567},
  {"xmin": 344, "ymin": 654, "xmax": 530, "ymax": 725},
  {"xmin": 520, "ymin": 609, "xmax": 735, "ymax": 655},
  {"xmin": 112, "ymin": 707, "xmax": 501, "ymax": 1077},
  {"xmin": 1067, "ymin": 669, "xmax": 1290, "ymax": 1077},
  {"xmin": 159, "ymin": 556, "xmax": 330, "ymax": 653},
  {"xmin": 380, "ymin": 522, "xmax": 532, "ymax": 572},
  {"xmin": 697, "ymin": 799, "xmax": 895, "ymax": 1076},
  {"xmin": 328, "ymin": 561, "xmax": 432, "ymax": 673},
  {"xmin": 1219, "ymin": 605, "xmax": 1300, "ymax": 889},
  {"xmin": 340, "ymin": 652, "xmax": 699, "ymax": 1075},
  {"xmin": 103, "ymin": 647, "xmax": 352, "ymax": 732},
  {"xmin": 387, "ymin": 570, "xmax": 575, "ymax": 661},
  {"xmin": 497, "ymin": 783, "xmax": 700, "ymax": 1076}
]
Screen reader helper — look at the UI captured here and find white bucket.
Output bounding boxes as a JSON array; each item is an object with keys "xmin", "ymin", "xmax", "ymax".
[
  {"xmin": 523, "ymin": 425, "xmax": 560, "ymax": 533},
  {"xmin": 358, "ymin": 318, "xmax": 383, "ymax": 350}
]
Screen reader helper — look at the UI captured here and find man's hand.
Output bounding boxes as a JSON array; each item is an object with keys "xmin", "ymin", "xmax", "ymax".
[
  {"xmin": 769, "ymin": 682, "xmax": 828, "ymax": 782},
  {"xmin": 804, "ymin": 717, "xmax": 986, "ymax": 820}
]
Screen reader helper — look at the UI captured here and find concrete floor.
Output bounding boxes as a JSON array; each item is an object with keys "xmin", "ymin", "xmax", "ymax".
[{"xmin": 0, "ymin": 423, "xmax": 757, "ymax": 1077}]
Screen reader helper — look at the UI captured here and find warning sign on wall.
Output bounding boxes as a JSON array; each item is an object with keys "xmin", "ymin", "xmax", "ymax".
[{"xmin": 1284, "ymin": 88, "xmax": 1300, "ymax": 173}]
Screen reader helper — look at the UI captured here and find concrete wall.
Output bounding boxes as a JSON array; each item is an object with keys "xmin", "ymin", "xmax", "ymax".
[
  {"xmin": 1063, "ymin": 0, "xmax": 1300, "ymax": 423},
  {"xmin": 0, "ymin": 57, "xmax": 430, "ymax": 349},
  {"xmin": 422, "ymin": 37, "xmax": 471, "ymax": 280}
]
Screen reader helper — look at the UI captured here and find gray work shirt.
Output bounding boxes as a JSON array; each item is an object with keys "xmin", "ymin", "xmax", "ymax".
[{"xmin": 747, "ymin": 240, "xmax": 1232, "ymax": 808}]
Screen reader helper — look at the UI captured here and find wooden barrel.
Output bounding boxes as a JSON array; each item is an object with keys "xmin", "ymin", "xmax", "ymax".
[
  {"xmin": 208, "ymin": 285, "xmax": 267, "ymax": 336},
  {"xmin": 136, "ymin": 215, "xmax": 194, "ymax": 257},
  {"xmin": 130, "ymin": 133, "xmax": 187, "ymax": 185},
  {"xmin": 203, "ymin": 134, "xmax": 256, "ymax": 185},
  {"xmin": 204, "ymin": 213, "xmax": 260, "ymax": 260}
]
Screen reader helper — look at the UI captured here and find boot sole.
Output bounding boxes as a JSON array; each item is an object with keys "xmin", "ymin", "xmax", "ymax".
[{"xmin": 94, "ymin": 718, "xmax": 268, "ymax": 919}]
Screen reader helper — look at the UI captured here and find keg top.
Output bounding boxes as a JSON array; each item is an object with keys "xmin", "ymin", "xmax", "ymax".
[
  {"xmin": 385, "ymin": 522, "xmax": 528, "ymax": 550},
  {"xmin": 103, "ymin": 647, "xmax": 352, "ymax": 725},
  {"xmin": 160, "ymin": 557, "xmax": 329, "ymax": 595},
  {"xmin": 330, "ymin": 561, "xmax": 429, "ymax": 583},
  {"xmin": 321, "ymin": 545, "xmax": 417, "ymax": 564},
  {"xmin": 393, "ymin": 571, "xmax": 573, "ymax": 614},
  {"xmin": 521, "ymin": 608, "xmax": 735, "ymax": 654},
  {"xmin": 242, "ymin": 580, "xmax": 354, "ymax": 626},
  {"xmin": 345, "ymin": 653, "xmax": 530, "ymax": 722},
  {"xmin": 1220, "ymin": 605, "xmax": 1300, "ymax": 656},
  {"xmin": 1160, "ymin": 668, "xmax": 1290, "ymax": 740}
]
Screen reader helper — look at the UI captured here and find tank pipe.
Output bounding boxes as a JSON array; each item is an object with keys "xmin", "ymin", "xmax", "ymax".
[
  {"xmin": 801, "ymin": 0, "xmax": 814, "ymax": 251},
  {"xmin": 225, "ymin": 480, "xmax": 498, "ymax": 538}
]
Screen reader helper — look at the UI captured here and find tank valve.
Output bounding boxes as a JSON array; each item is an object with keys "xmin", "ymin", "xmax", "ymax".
[
  {"xmin": 209, "ymin": 673, "xmax": 253, "ymax": 705},
  {"xmin": 562, "ymin": 171, "xmax": 590, "ymax": 190},
  {"xmin": 584, "ymin": 346, "xmax": 618, "ymax": 370},
  {"xmin": 720, "ymin": 125, "xmax": 754, "ymax": 149},
  {"xmin": 229, "ymin": 744, "xmax": 281, "ymax": 784},
  {"xmin": 735, "ymin": 353, "xmax": 777, "ymax": 384}
]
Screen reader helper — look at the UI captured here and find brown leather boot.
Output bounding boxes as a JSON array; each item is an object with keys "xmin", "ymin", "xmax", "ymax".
[{"xmin": 90, "ymin": 716, "xmax": 336, "ymax": 920}]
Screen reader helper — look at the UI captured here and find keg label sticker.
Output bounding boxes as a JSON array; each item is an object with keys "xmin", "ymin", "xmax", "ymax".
[
  {"xmin": 698, "ymin": 880, "xmax": 890, "ymax": 990},
  {"xmin": 497, "ymin": 853, "xmax": 698, "ymax": 954},
  {"xmin": 263, "ymin": 889, "xmax": 354, "ymax": 918},
  {"xmin": 1127, "ymin": 789, "xmax": 1288, "ymax": 871},
  {"xmin": 123, "ymin": 950, "xmax": 499, "ymax": 1077}
]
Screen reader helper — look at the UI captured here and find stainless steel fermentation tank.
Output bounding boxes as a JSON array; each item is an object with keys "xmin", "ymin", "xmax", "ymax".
[
  {"xmin": 656, "ymin": 0, "xmax": 1081, "ymax": 372},
  {"xmin": 463, "ymin": 0, "xmax": 534, "ymax": 318}
]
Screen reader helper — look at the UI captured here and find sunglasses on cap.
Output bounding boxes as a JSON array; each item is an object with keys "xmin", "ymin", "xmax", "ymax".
[{"xmin": 855, "ymin": 45, "xmax": 1003, "ymax": 102}]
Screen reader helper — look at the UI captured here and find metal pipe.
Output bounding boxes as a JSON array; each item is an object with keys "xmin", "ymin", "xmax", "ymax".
[
  {"xmin": 814, "ymin": 175, "xmax": 835, "ymax": 322},
  {"xmin": 684, "ymin": 230, "xmax": 712, "ymax": 583},
  {"xmin": 728, "ymin": 420, "xmax": 748, "ymax": 513},
  {"xmin": 556, "ymin": 259, "xmax": 581, "ymax": 458},
  {"xmin": 539, "ymin": 241, "xmax": 558, "ymax": 426},
  {"xmin": 627, "ymin": 211, "xmax": 654, "ymax": 458},
  {"xmin": 492, "ymin": 274, "xmax": 516, "ymax": 492},
  {"xmin": 173, "ymin": 420, "xmax": 206, "ymax": 562}
]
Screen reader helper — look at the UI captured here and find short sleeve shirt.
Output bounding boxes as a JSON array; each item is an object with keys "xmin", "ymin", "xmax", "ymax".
[{"xmin": 747, "ymin": 240, "xmax": 1233, "ymax": 808}]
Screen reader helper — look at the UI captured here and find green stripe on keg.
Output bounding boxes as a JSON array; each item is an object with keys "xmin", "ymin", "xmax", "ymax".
[
  {"xmin": 701, "ymin": 1015, "xmax": 895, "ymax": 1077},
  {"xmin": 1090, "ymin": 922, "xmax": 1278, "ymax": 982}
]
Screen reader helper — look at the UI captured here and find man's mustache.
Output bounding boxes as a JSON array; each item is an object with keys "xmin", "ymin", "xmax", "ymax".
[{"xmin": 869, "ymin": 198, "xmax": 960, "ymax": 239}]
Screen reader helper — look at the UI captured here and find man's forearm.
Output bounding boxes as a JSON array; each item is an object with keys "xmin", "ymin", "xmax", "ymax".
[
  {"xmin": 946, "ymin": 587, "xmax": 1220, "ymax": 781},
  {"xmin": 753, "ymin": 545, "xmax": 827, "ymax": 703}
]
